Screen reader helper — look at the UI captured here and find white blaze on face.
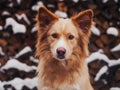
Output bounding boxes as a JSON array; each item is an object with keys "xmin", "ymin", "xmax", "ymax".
[{"xmin": 52, "ymin": 37, "xmax": 68, "ymax": 60}]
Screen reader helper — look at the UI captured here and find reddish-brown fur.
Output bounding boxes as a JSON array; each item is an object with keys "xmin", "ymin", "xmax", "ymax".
[{"xmin": 36, "ymin": 7, "xmax": 94, "ymax": 90}]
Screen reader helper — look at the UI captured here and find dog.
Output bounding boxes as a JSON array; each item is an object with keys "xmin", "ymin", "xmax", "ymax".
[{"xmin": 35, "ymin": 7, "xmax": 94, "ymax": 90}]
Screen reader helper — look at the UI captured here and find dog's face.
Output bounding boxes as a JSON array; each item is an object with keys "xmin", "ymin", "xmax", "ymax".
[
  {"xmin": 48, "ymin": 19, "xmax": 79, "ymax": 61},
  {"xmin": 36, "ymin": 7, "xmax": 93, "ymax": 62}
]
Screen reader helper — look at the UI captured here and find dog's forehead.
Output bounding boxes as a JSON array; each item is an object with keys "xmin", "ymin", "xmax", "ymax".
[{"xmin": 49, "ymin": 18, "xmax": 78, "ymax": 35}]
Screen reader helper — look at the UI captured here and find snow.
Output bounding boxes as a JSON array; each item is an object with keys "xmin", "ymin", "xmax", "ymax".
[
  {"xmin": 32, "ymin": 1, "xmax": 44, "ymax": 11},
  {"xmin": 106, "ymin": 27, "xmax": 118, "ymax": 36},
  {"xmin": 114, "ymin": 0, "xmax": 118, "ymax": 3},
  {"xmin": 91, "ymin": 25, "xmax": 101, "ymax": 36},
  {"xmin": 2, "ymin": 11, "xmax": 10, "ymax": 16},
  {"xmin": 102, "ymin": 0, "xmax": 108, "ymax": 3},
  {"xmin": 0, "ymin": 77, "xmax": 38, "ymax": 90},
  {"xmin": 15, "ymin": 14, "xmax": 31, "ymax": 25},
  {"xmin": 8, "ymin": 3, "xmax": 13, "ymax": 7},
  {"xmin": 94, "ymin": 66, "xmax": 108, "ymax": 81},
  {"xmin": 73, "ymin": 0, "xmax": 79, "ymax": 3},
  {"xmin": 31, "ymin": 27, "xmax": 37, "ymax": 33},
  {"xmin": 55, "ymin": 10, "xmax": 68, "ymax": 18},
  {"xmin": 86, "ymin": 50, "xmax": 109, "ymax": 64},
  {"xmin": 109, "ymin": 59, "xmax": 120, "ymax": 67},
  {"xmin": 110, "ymin": 87, "xmax": 120, "ymax": 90},
  {"xmin": 47, "ymin": 4, "xmax": 55, "ymax": 8},
  {"xmin": 0, "ymin": 47, "xmax": 5, "ymax": 56},
  {"xmin": 16, "ymin": 0, "xmax": 21, "ymax": 4},
  {"xmin": 1, "ymin": 59, "xmax": 37, "ymax": 72},
  {"xmin": 111, "ymin": 43, "xmax": 120, "ymax": 52},
  {"xmin": 14, "ymin": 46, "xmax": 32, "ymax": 58},
  {"xmin": 87, "ymin": 50, "xmax": 120, "ymax": 81},
  {"xmin": 4, "ymin": 17, "xmax": 26, "ymax": 34},
  {"xmin": 0, "ymin": 26, "xmax": 3, "ymax": 31},
  {"xmin": 87, "ymin": 50, "xmax": 120, "ymax": 67},
  {"xmin": 30, "ymin": 56, "xmax": 39, "ymax": 63}
]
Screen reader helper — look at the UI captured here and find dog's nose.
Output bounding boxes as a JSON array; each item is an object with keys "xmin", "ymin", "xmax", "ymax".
[{"xmin": 57, "ymin": 47, "xmax": 66, "ymax": 59}]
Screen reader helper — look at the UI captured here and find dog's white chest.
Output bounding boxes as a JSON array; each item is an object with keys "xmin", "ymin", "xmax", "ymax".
[{"xmin": 59, "ymin": 84, "xmax": 80, "ymax": 90}]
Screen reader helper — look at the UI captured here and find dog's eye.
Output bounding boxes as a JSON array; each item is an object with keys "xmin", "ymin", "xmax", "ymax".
[
  {"xmin": 68, "ymin": 35, "xmax": 74, "ymax": 40},
  {"xmin": 52, "ymin": 33, "xmax": 58, "ymax": 38}
]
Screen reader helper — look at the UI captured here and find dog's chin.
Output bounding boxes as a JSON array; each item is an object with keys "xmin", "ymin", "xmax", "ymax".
[{"xmin": 54, "ymin": 56, "xmax": 67, "ymax": 67}]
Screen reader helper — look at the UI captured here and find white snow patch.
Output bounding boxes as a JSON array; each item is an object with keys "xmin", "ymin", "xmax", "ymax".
[
  {"xmin": 73, "ymin": 0, "xmax": 79, "ymax": 3},
  {"xmin": 30, "ymin": 56, "xmax": 39, "ymax": 63},
  {"xmin": 4, "ymin": 18, "xmax": 26, "ymax": 34},
  {"xmin": 0, "ymin": 77, "xmax": 38, "ymax": 90},
  {"xmin": 87, "ymin": 50, "xmax": 120, "ymax": 67},
  {"xmin": 111, "ymin": 43, "xmax": 120, "ymax": 52},
  {"xmin": 87, "ymin": 50, "xmax": 120, "ymax": 81},
  {"xmin": 0, "ymin": 26, "xmax": 3, "ymax": 31},
  {"xmin": 1, "ymin": 59, "xmax": 37, "ymax": 72},
  {"xmin": 32, "ymin": 1, "xmax": 44, "ymax": 11},
  {"xmin": 106, "ymin": 27, "xmax": 118, "ymax": 36},
  {"xmin": 114, "ymin": 0, "xmax": 118, "ymax": 3},
  {"xmin": 16, "ymin": 14, "xmax": 31, "ymax": 25},
  {"xmin": 8, "ymin": 3, "xmax": 13, "ymax": 7},
  {"xmin": 0, "ymin": 47, "xmax": 5, "ymax": 56},
  {"xmin": 31, "ymin": 27, "xmax": 37, "ymax": 33},
  {"xmin": 109, "ymin": 59, "xmax": 120, "ymax": 67},
  {"xmin": 16, "ymin": 0, "xmax": 21, "ymax": 4},
  {"xmin": 47, "ymin": 4, "xmax": 55, "ymax": 8},
  {"xmin": 110, "ymin": 87, "xmax": 120, "ymax": 90},
  {"xmin": 91, "ymin": 25, "xmax": 101, "ymax": 36},
  {"xmin": 95, "ymin": 66, "xmax": 108, "ymax": 81},
  {"xmin": 102, "ymin": 0, "xmax": 108, "ymax": 3},
  {"xmin": 55, "ymin": 10, "xmax": 68, "ymax": 18},
  {"xmin": 15, "ymin": 46, "xmax": 32, "ymax": 58},
  {"xmin": 119, "ymin": 8, "xmax": 120, "ymax": 12},
  {"xmin": 2, "ymin": 11, "xmax": 10, "ymax": 16},
  {"xmin": 86, "ymin": 51, "xmax": 109, "ymax": 64}
]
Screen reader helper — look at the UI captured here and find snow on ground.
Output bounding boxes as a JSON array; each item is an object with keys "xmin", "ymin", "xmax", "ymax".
[
  {"xmin": 0, "ymin": 77, "xmax": 38, "ymax": 90},
  {"xmin": 102, "ymin": 0, "xmax": 108, "ymax": 3},
  {"xmin": 14, "ymin": 46, "xmax": 32, "ymax": 58},
  {"xmin": 111, "ymin": 43, "xmax": 120, "ymax": 52},
  {"xmin": 73, "ymin": 0, "xmax": 79, "ymax": 3},
  {"xmin": 32, "ymin": 1, "xmax": 44, "ymax": 11},
  {"xmin": 1, "ymin": 59, "xmax": 37, "ymax": 72},
  {"xmin": 15, "ymin": 14, "xmax": 31, "ymax": 25},
  {"xmin": 91, "ymin": 25, "xmax": 101, "ymax": 36},
  {"xmin": 110, "ymin": 87, "xmax": 120, "ymax": 90},
  {"xmin": 0, "ymin": 25, "xmax": 3, "ymax": 31},
  {"xmin": 106, "ymin": 27, "xmax": 118, "ymax": 36},
  {"xmin": 16, "ymin": 0, "xmax": 21, "ymax": 4},
  {"xmin": 1, "ymin": 11, "xmax": 10, "ymax": 16},
  {"xmin": 31, "ymin": 27, "xmax": 37, "ymax": 33},
  {"xmin": 4, "ymin": 17, "xmax": 26, "ymax": 34},
  {"xmin": 0, "ymin": 47, "xmax": 5, "ymax": 56},
  {"xmin": 47, "ymin": 4, "xmax": 55, "ymax": 8},
  {"xmin": 94, "ymin": 65, "xmax": 108, "ymax": 81},
  {"xmin": 87, "ymin": 49, "xmax": 120, "ymax": 81},
  {"xmin": 30, "ymin": 56, "xmax": 39, "ymax": 64},
  {"xmin": 55, "ymin": 10, "xmax": 68, "ymax": 18},
  {"xmin": 87, "ymin": 50, "xmax": 120, "ymax": 67}
]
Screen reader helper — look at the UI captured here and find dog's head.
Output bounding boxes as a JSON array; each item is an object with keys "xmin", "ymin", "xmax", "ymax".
[{"xmin": 36, "ymin": 7, "xmax": 93, "ymax": 63}]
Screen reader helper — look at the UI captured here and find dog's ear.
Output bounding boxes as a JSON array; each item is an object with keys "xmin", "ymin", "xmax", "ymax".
[
  {"xmin": 37, "ymin": 7, "xmax": 58, "ymax": 28},
  {"xmin": 72, "ymin": 9, "xmax": 93, "ymax": 33}
]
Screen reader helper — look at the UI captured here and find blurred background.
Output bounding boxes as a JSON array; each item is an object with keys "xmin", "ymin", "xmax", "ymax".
[{"xmin": 0, "ymin": 0, "xmax": 120, "ymax": 90}]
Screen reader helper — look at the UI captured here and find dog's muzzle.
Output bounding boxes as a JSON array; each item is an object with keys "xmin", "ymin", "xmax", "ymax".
[{"xmin": 57, "ymin": 47, "xmax": 66, "ymax": 59}]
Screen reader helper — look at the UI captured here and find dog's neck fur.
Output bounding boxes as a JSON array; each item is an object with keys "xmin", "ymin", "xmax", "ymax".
[{"xmin": 37, "ymin": 45, "xmax": 90, "ymax": 89}]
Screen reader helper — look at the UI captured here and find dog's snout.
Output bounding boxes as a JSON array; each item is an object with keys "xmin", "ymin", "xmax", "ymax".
[
  {"xmin": 57, "ymin": 47, "xmax": 66, "ymax": 59},
  {"xmin": 57, "ymin": 47, "xmax": 66, "ymax": 54}
]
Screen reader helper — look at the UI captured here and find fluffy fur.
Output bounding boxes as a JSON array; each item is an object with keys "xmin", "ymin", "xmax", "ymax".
[{"xmin": 36, "ymin": 7, "xmax": 94, "ymax": 90}]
